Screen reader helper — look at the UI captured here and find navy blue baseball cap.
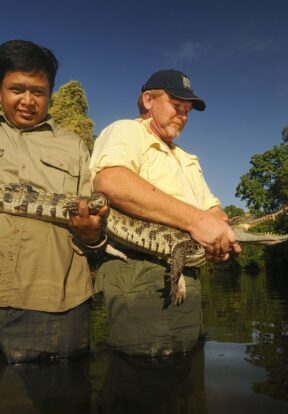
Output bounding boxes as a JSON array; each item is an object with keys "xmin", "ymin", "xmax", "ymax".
[{"xmin": 141, "ymin": 69, "xmax": 206, "ymax": 111}]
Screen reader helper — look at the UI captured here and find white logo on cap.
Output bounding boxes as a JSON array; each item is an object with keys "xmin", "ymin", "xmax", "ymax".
[{"xmin": 182, "ymin": 76, "xmax": 191, "ymax": 90}]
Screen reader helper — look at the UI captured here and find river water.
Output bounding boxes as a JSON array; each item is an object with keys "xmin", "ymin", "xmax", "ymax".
[{"xmin": 0, "ymin": 270, "xmax": 287, "ymax": 413}]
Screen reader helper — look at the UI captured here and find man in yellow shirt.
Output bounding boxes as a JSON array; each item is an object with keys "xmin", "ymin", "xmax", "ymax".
[
  {"xmin": 0, "ymin": 39, "xmax": 107, "ymax": 362},
  {"xmin": 90, "ymin": 69, "xmax": 241, "ymax": 356}
]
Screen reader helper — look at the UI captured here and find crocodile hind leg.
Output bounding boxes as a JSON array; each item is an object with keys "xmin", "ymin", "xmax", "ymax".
[{"xmin": 170, "ymin": 240, "xmax": 190, "ymax": 305}]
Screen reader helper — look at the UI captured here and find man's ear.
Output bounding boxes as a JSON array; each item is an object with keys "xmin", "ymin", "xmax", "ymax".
[{"xmin": 142, "ymin": 91, "xmax": 153, "ymax": 111}]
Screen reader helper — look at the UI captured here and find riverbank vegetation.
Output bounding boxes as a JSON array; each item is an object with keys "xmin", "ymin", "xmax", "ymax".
[{"xmin": 205, "ymin": 126, "xmax": 288, "ymax": 274}]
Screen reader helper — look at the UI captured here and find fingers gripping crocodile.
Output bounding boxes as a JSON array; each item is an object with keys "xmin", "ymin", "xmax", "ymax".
[{"xmin": 1, "ymin": 183, "xmax": 288, "ymax": 305}]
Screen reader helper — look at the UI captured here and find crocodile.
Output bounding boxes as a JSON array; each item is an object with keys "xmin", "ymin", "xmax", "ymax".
[
  {"xmin": 0, "ymin": 183, "xmax": 108, "ymax": 221},
  {"xmin": 1, "ymin": 183, "xmax": 288, "ymax": 305}
]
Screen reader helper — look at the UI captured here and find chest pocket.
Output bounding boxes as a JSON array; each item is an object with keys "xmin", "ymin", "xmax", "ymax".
[{"xmin": 40, "ymin": 155, "xmax": 80, "ymax": 194}]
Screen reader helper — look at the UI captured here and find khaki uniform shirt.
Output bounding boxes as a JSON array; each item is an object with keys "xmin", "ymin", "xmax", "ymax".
[
  {"xmin": 90, "ymin": 118, "xmax": 220, "ymax": 210},
  {"xmin": 0, "ymin": 114, "xmax": 93, "ymax": 312}
]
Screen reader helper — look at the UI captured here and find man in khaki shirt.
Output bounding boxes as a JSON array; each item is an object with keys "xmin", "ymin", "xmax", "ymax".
[
  {"xmin": 0, "ymin": 39, "xmax": 107, "ymax": 363},
  {"xmin": 90, "ymin": 69, "xmax": 241, "ymax": 356}
]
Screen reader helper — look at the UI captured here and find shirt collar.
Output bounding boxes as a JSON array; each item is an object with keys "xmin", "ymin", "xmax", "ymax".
[
  {"xmin": 0, "ymin": 111, "xmax": 56, "ymax": 134},
  {"xmin": 137, "ymin": 117, "xmax": 198, "ymax": 164},
  {"xmin": 136, "ymin": 117, "xmax": 173, "ymax": 153}
]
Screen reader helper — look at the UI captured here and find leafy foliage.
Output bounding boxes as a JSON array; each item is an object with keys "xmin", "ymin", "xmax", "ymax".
[
  {"xmin": 49, "ymin": 80, "xmax": 95, "ymax": 152},
  {"xmin": 232, "ymin": 126, "xmax": 288, "ymax": 271},
  {"xmin": 235, "ymin": 127, "xmax": 288, "ymax": 213},
  {"xmin": 224, "ymin": 204, "xmax": 244, "ymax": 218}
]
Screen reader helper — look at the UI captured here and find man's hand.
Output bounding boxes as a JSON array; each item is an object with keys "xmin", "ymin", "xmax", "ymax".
[
  {"xmin": 189, "ymin": 207, "xmax": 241, "ymax": 262},
  {"xmin": 68, "ymin": 200, "xmax": 109, "ymax": 244}
]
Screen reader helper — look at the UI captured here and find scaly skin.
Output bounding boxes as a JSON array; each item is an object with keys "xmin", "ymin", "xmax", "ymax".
[{"xmin": 0, "ymin": 183, "xmax": 107, "ymax": 222}]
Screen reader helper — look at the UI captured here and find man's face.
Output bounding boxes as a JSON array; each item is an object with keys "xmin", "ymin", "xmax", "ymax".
[
  {"xmin": 0, "ymin": 70, "xmax": 51, "ymax": 129},
  {"xmin": 145, "ymin": 92, "xmax": 192, "ymax": 145}
]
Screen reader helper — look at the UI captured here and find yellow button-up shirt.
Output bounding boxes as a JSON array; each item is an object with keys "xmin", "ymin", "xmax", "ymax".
[
  {"xmin": 90, "ymin": 118, "xmax": 220, "ymax": 211},
  {"xmin": 0, "ymin": 115, "xmax": 93, "ymax": 312}
]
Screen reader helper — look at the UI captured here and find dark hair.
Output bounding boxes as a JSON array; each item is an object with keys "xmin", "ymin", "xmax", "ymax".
[{"xmin": 0, "ymin": 39, "xmax": 59, "ymax": 90}]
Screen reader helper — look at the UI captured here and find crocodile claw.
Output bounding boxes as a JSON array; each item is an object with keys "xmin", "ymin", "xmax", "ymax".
[{"xmin": 171, "ymin": 274, "xmax": 186, "ymax": 306}]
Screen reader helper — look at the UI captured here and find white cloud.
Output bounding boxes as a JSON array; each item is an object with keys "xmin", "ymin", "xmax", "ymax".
[
  {"xmin": 163, "ymin": 41, "xmax": 204, "ymax": 65},
  {"xmin": 239, "ymin": 37, "xmax": 274, "ymax": 53}
]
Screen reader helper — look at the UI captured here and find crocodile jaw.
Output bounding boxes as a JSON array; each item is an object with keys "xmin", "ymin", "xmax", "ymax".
[{"xmin": 234, "ymin": 228, "xmax": 288, "ymax": 245}]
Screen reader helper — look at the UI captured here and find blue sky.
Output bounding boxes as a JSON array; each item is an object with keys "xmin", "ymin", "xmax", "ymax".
[{"xmin": 2, "ymin": 0, "xmax": 288, "ymax": 209}]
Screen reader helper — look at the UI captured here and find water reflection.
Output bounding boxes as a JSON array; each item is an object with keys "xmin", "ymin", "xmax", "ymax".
[
  {"xmin": 0, "ymin": 358, "xmax": 91, "ymax": 414},
  {"xmin": 92, "ymin": 345, "xmax": 206, "ymax": 414},
  {"xmin": 0, "ymin": 346, "xmax": 206, "ymax": 414},
  {"xmin": 202, "ymin": 270, "xmax": 288, "ymax": 409},
  {"xmin": 0, "ymin": 271, "xmax": 288, "ymax": 413}
]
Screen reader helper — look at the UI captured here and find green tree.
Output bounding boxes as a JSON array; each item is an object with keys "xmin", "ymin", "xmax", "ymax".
[
  {"xmin": 235, "ymin": 127, "xmax": 288, "ymax": 271},
  {"xmin": 235, "ymin": 127, "xmax": 288, "ymax": 213},
  {"xmin": 224, "ymin": 204, "xmax": 244, "ymax": 218},
  {"xmin": 49, "ymin": 80, "xmax": 95, "ymax": 152}
]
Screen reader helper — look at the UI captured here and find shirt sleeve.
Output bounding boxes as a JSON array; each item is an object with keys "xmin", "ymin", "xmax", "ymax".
[
  {"xmin": 200, "ymin": 177, "xmax": 221, "ymax": 210},
  {"xmin": 192, "ymin": 158, "xmax": 221, "ymax": 210},
  {"xmin": 78, "ymin": 138, "xmax": 93, "ymax": 197},
  {"xmin": 89, "ymin": 120, "xmax": 145, "ymax": 182}
]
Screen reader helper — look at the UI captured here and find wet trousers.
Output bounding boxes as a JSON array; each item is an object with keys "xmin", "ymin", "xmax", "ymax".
[
  {"xmin": 95, "ymin": 255, "xmax": 203, "ymax": 357},
  {"xmin": 0, "ymin": 300, "xmax": 91, "ymax": 363}
]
